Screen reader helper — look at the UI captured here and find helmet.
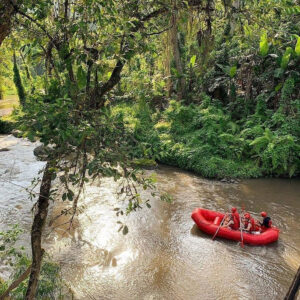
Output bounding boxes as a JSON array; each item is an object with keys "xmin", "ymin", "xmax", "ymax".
[
  {"xmin": 244, "ymin": 213, "xmax": 250, "ymax": 219},
  {"xmin": 261, "ymin": 211, "xmax": 267, "ymax": 217},
  {"xmin": 231, "ymin": 207, "xmax": 237, "ymax": 213}
]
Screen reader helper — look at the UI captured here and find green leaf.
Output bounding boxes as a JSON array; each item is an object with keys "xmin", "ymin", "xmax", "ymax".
[
  {"xmin": 274, "ymin": 68, "xmax": 284, "ymax": 78},
  {"xmin": 67, "ymin": 190, "xmax": 74, "ymax": 201},
  {"xmin": 106, "ymin": 71, "xmax": 112, "ymax": 80},
  {"xmin": 189, "ymin": 55, "xmax": 196, "ymax": 67},
  {"xmin": 259, "ymin": 33, "xmax": 269, "ymax": 57},
  {"xmin": 160, "ymin": 193, "xmax": 173, "ymax": 203},
  {"xmin": 295, "ymin": 37, "xmax": 300, "ymax": 56},
  {"xmin": 289, "ymin": 164, "xmax": 297, "ymax": 178},
  {"xmin": 77, "ymin": 66, "xmax": 86, "ymax": 89},
  {"xmin": 281, "ymin": 47, "xmax": 293, "ymax": 69},
  {"xmin": 159, "ymin": 80, "xmax": 166, "ymax": 88},
  {"xmin": 229, "ymin": 66, "xmax": 237, "ymax": 78},
  {"xmin": 275, "ymin": 83, "xmax": 282, "ymax": 92}
]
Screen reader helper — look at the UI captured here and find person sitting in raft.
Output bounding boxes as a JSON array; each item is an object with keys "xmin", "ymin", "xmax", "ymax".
[
  {"xmin": 222, "ymin": 214, "xmax": 235, "ymax": 229},
  {"xmin": 243, "ymin": 213, "xmax": 259, "ymax": 232},
  {"xmin": 230, "ymin": 207, "xmax": 240, "ymax": 230},
  {"xmin": 259, "ymin": 211, "xmax": 272, "ymax": 231}
]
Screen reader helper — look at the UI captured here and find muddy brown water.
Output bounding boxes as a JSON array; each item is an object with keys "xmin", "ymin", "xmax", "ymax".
[{"xmin": 1, "ymin": 135, "xmax": 300, "ymax": 299}]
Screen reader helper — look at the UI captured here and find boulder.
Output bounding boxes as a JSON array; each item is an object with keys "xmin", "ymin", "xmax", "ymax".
[
  {"xmin": 33, "ymin": 145, "xmax": 50, "ymax": 161},
  {"xmin": 11, "ymin": 129, "xmax": 22, "ymax": 137}
]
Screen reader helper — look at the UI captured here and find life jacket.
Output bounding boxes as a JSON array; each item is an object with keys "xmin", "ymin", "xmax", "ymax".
[
  {"xmin": 231, "ymin": 212, "xmax": 240, "ymax": 230},
  {"xmin": 261, "ymin": 217, "xmax": 272, "ymax": 229},
  {"xmin": 244, "ymin": 217, "xmax": 256, "ymax": 232}
]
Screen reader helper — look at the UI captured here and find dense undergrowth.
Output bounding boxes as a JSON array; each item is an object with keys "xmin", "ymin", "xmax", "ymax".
[
  {"xmin": 113, "ymin": 91, "xmax": 299, "ymax": 179},
  {"xmin": 112, "ymin": 4, "xmax": 300, "ymax": 179}
]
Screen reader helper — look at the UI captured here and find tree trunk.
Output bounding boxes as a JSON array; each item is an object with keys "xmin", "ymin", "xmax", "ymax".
[
  {"xmin": 170, "ymin": 11, "xmax": 185, "ymax": 100},
  {"xmin": 285, "ymin": 265, "xmax": 300, "ymax": 300},
  {"xmin": 0, "ymin": 0, "xmax": 15, "ymax": 46},
  {"xmin": 25, "ymin": 162, "xmax": 53, "ymax": 300}
]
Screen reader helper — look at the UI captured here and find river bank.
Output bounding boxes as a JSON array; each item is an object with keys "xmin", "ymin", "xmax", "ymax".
[{"xmin": 112, "ymin": 100, "xmax": 300, "ymax": 180}]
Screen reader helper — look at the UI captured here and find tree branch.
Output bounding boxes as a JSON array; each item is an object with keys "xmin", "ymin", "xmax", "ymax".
[
  {"xmin": 0, "ymin": 264, "xmax": 32, "ymax": 299},
  {"xmin": 141, "ymin": 7, "xmax": 169, "ymax": 22},
  {"xmin": 93, "ymin": 5, "xmax": 169, "ymax": 108},
  {"xmin": 145, "ymin": 25, "xmax": 173, "ymax": 36},
  {"xmin": 9, "ymin": 0, "xmax": 54, "ymax": 42}
]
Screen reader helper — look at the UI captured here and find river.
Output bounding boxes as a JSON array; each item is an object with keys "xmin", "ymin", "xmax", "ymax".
[{"xmin": 1, "ymin": 135, "xmax": 300, "ymax": 299}]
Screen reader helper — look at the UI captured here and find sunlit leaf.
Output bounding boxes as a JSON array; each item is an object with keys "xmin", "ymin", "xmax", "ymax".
[
  {"xmin": 259, "ymin": 33, "xmax": 269, "ymax": 57},
  {"xmin": 229, "ymin": 66, "xmax": 237, "ymax": 78},
  {"xmin": 295, "ymin": 36, "xmax": 300, "ymax": 56},
  {"xmin": 189, "ymin": 55, "xmax": 196, "ymax": 67}
]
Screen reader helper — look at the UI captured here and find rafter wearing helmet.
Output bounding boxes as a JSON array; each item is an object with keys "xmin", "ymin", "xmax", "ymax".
[{"xmin": 259, "ymin": 212, "xmax": 272, "ymax": 231}]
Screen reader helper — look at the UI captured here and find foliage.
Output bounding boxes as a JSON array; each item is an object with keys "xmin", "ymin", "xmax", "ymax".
[
  {"xmin": 0, "ymin": 42, "xmax": 14, "ymax": 99},
  {"xmin": 259, "ymin": 33, "xmax": 269, "ymax": 57},
  {"xmin": 0, "ymin": 225, "xmax": 64, "ymax": 299},
  {"xmin": 0, "ymin": 0, "xmax": 299, "ymax": 296},
  {"xmin": 114, "ymin": 93, "xmax": 299, "ymax": 178},
  {"xmin": 13, "ymin": 54, "xmax": 26, "ymax": 107},
  {"xmin": 2, "ymin": 0, "xmax": 298, "ymax": 181},
  {"xmin": 0, "ymin": 118, "xmax": 13, "ymax": 133}
]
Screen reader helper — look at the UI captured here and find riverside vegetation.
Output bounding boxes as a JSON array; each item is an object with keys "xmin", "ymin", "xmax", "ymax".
[
  {"xmin": 0, "ymin": 1, "xmax": 299, "ymax": 180},
  {"xmin": 0, "ymin": 0, "xmax": 299, "ymax": 298}
]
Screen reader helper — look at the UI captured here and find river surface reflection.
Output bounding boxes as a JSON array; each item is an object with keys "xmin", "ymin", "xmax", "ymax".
[
  {"xmin": 1, "ymin": 135, "xmax": 300, "ymax": 299},
  {"xmin": 45, "ymin": 167, "xmax": 300, "ymax": 300}
]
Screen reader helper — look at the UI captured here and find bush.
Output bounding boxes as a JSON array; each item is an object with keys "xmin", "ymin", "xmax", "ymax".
[{"xmin": 0, "ymin": 118, "xmax": 13, "ymax": 134}]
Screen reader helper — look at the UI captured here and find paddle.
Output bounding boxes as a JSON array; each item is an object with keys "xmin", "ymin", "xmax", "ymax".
[
  {"xmin": 239, "ymin": 215, "xmax": 244, "ymax": 248},
  {"xmin": 212, "ymin": 213, "xmax": 227, "ymax": 240}
]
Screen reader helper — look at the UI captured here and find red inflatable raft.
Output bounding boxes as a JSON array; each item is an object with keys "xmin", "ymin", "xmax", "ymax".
[{"xmin": 191, "ymin": 208, "xmax": 279, "ymax": 245}]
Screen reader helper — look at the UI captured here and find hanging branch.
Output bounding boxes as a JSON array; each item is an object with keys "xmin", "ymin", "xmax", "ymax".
[{"xmin": 145, "ymin": 25, "xmax": 173, "ymax": 36}]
